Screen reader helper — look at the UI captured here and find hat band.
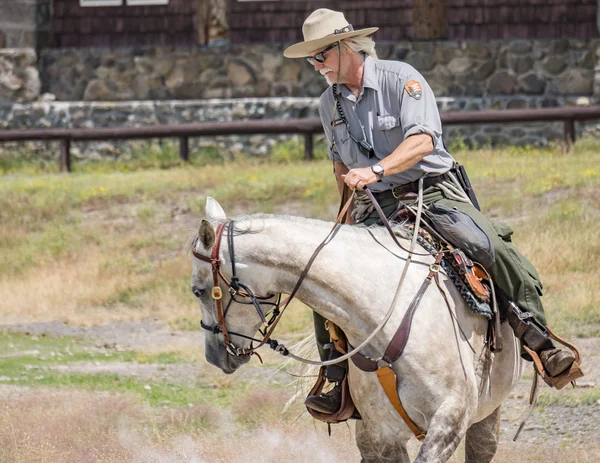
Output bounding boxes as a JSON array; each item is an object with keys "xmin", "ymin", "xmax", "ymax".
[{"xmin": 332, "ymin": 25, "xmax": 354, "ymax": 35}]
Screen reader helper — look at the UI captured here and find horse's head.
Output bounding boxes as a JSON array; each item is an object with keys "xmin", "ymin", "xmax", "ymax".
[{"xmin": 191, "ymin": 198, "xmax": 275, "ymax": 374}]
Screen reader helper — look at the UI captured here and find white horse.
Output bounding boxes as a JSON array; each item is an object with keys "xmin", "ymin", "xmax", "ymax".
[{"xmin": 191, "ymin": 198, "xmax": 524, "ymax": 463}]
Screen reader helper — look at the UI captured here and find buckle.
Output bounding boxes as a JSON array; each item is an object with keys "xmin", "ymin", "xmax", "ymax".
[
  {"xmin": 333, "ymin": 25, "xmax": 354, "ymax": 34},
  {"xmin": 376, "ymin": 358, "xmax": 392, "ymax": 369},
  {"xmin": 392, "ymin": 186, "xmax": 404, "ymax": 199},
  {"xmin": 211, "ymin": 286, "xmax": 222, "ymax": 300},
  {"xmin": 429, "ymin": 263, "xmax": 440, "ymax": 273}
]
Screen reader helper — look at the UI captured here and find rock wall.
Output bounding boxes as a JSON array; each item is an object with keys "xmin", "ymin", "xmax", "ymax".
[
  {"xmin": 1, "ymin": 39, "xmax": 599, "ymax": 157},
  {"xmin": 0, "ymin": 49, "xmax": 41, "ymax": 103},
  {"xmin": 37, "ymin": 40, "xmax": 597, "ymax": 101}
]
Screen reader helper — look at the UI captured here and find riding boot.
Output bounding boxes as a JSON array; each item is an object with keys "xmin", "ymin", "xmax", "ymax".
[
  {"xmin": 506, "ymin": 300, "xmax": 576, "ymax": 378},
  {"xmin": 304, "ymin": 342, "xmax": 347, "ymax": 414}
]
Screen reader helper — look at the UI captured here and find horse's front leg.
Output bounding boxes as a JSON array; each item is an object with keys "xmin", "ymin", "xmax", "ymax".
[
  {"xmin": 414, "ymin": 395, "xmax": 474, "ymax": 463},
  {"xmin": 355, "ymin": 419, "xmax": 411, "ymax": 463}
]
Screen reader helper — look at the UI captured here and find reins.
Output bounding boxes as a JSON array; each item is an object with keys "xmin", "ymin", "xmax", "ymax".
[
  {"xmin": 194, "ymin": 181, "xmax": 455, "ymax": 441},
  {"xmin": 193, "ymin": 178, "xmax": 437, "ymax": 365},
  {"xmin": 193, "ymin": 192, "xmax": 355, "ymax": 358}
]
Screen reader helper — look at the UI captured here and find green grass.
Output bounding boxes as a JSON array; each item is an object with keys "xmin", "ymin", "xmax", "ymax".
[
  {"xmin": 0, "ymin": 332, "xmax": 248, "ymax": 408},
  {"xmin": 537, "ymin": 389, "xmax": 600, "ymax": 407},
  {"xmin": 0, "ymin": 333, "xmax": 188, "ymax": 370},
  {"xmin": 7, "ymin": 371, "xmax": 240, "ymax": 408}
]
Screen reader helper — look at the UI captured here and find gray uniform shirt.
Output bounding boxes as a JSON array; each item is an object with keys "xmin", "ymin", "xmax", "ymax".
[{"xmin": 319, "ymin": 56, "xmax": 454, "ymax": 193}]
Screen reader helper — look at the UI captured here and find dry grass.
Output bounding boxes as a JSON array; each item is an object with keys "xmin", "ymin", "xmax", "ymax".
[
  {"xmin": 1, "ymin": 387, "xmax": 598, "ymax": 463},
  {"xmin": 0, "ymin": 386, "xmax": 358, "ymax": 463},
  {"xmin": 0, "ymin": 249, "xmax": 196, "ymax": 326}
]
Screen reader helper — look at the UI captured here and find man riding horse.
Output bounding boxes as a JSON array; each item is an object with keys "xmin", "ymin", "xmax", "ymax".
[{"xmin": 283, "ymin": 8, "xmax": 582, "ymax": 416}]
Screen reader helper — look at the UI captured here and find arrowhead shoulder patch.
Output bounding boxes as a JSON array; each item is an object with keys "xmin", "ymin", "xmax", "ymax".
[{"xmin": 404, "ymin": 80, "xmax": 423, "ymax": 100}]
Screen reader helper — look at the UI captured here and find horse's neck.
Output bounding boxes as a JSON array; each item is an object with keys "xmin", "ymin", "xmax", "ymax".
[{"xmin": 231, "ymin": 217, "xmax": 418, "ymax": 344}]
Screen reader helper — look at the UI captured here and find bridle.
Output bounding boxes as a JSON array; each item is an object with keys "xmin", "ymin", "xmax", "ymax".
[
  {"xmin": 192, "ymin": 221, "xmax": 285, "ymax": 358},
  {"xmin": 192, "ymin": 195, "xmax": 356, "ymax": 360}
]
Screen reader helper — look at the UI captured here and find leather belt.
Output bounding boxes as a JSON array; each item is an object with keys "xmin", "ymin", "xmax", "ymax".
[{"xmin": 372, "ymin": 172, "xmax": 451, "ymax": 200}]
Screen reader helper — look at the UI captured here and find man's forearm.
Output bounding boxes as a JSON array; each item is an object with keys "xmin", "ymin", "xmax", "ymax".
[
  {"xmin": 341, "ymin": 133, "xmax": 434, "ymax": 190},
  {"xmin": 378, "ymin": 133, "xmax": 433, "ymax": 177}
]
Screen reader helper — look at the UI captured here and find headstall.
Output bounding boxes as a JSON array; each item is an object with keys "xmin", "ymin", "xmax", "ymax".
[
  {"xmin": 192, "ymin": 221, "xmax": 284, "ymax": 358},
  {"xmin": 192, "ymin": 194, "xmax": 355, "ymax": 360}
]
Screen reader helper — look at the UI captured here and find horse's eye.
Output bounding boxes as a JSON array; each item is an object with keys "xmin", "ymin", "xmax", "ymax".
[{"xmin": 191, "ymin": 286, "xmax": 205, "ymax": 298}]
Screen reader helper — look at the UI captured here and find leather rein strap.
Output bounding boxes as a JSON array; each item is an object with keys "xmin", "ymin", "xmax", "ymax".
[
  {"xmin": 195, "ymin": 187, "xmax": 440, "ymax": 441},
  {"xmin": 192, "ymin": 194, "xmax": 355, "ymax": 358}
]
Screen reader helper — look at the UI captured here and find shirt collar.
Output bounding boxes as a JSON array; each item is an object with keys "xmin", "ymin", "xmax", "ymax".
[
  {"xmin": 362, "ymin": 56, "xmax": 379, "ymax": 91},
  {"xmin": 339, "ymin": 55, "xmax": 379, "ymax": 100}
]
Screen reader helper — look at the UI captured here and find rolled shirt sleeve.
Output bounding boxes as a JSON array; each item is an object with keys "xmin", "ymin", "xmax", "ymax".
[{"xmin": 399, "ymin": 71, "xmax": 443, "ymax": 145}]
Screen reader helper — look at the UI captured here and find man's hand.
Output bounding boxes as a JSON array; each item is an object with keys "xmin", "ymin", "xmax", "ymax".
[{"xmin": 342, "ymin": 167, "xmax": 379, "ymax": 190}]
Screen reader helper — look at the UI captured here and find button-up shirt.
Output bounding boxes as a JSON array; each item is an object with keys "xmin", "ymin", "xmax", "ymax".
[{"xmin": 318, "ymin": 55, "xmax": 454, "ymax": 192}]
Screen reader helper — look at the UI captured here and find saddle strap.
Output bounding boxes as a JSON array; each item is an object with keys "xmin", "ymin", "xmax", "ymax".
[
  {"xmin": 355, "ymin": 253, "xmax": 443, "ymax": 441},
  {"xmin": 383, "ymin": 252, "xmax": 445, "ymax": 364},
  {"xmin": 377, "ymin": 366, "xmax": 426, "ymax": 441}
]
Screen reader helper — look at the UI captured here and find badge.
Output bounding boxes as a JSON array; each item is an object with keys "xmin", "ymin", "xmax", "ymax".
[{"xmin": 404, "ymin": 80, "xmax": 422, "ymax": 100}]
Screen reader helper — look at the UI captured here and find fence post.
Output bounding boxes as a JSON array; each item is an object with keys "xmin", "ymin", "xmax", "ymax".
[
  {"xmin": 60, "ymin": 139, "xmax": 71, "ymax": 172},
  {"xmin": 564, "ymin": 119, "xmax": 575, "ymax": 151},
  {"xmin": 304, "ymin": 134, "xmax": 313, "ymax": 160},
  {"xmin": 179, "ymin": 136, "xmax": 189, "ymax": 162}
]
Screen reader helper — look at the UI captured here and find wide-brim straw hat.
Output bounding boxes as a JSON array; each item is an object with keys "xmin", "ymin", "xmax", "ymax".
[{"xmin": 283, "ymin": 9, "xmax": 378, "ymax": 58}]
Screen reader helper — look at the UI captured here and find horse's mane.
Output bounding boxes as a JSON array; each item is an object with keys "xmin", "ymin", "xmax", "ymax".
[
  {"xmin": 188, "ymin": 213, "xmax": 412, "ymax": 253},
  {"xmin": 241, "ymin": 213, "xmax": 412, "ymax": 239}
]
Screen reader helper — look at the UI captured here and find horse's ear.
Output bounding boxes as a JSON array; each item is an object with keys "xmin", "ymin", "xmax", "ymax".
[
  {"xmin": 198, "ymin": 219, "xmax": 216, "ymax": 250},
  {"xmin": 206, "ymin": 197, "xmax": 226, "ymax": 222}
]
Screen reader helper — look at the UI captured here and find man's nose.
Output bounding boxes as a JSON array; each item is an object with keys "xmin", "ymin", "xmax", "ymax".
[{"xmin": 313, "ymin": 61, "xmax": 325, "ymax": 71}]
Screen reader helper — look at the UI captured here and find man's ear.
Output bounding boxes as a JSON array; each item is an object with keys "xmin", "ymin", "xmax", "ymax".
[
  {"xmin": 198, "ymin": 219, "xmax": 215, "ymax": 250},
  {"xmin": 206, "ymin": 197, "xmax": 226, "ymax": 222}
]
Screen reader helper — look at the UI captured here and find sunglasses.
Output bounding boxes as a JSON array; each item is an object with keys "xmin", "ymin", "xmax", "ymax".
[{"xmin": 306, "ymin": 42, "xmax": 339, "ymax": 65}]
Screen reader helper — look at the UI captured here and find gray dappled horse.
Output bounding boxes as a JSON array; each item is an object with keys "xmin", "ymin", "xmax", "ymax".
[{"xmin": 191, "ymin": 198, "xmax": 523, "ymax": 463}]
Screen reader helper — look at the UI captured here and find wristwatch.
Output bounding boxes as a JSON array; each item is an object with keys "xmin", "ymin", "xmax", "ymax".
[{"xmin": 371, "ymin": 163, "xmax": 385, "ymax": 181}]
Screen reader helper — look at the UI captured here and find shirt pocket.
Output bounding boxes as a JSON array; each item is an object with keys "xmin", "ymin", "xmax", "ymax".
[
  {"xmin": 377, "ymin": 115, "xmax": 397, "ymax": 131},
  {"xmin": 376, "ymin": 114, "xmax": 402, "ymax": 154}
]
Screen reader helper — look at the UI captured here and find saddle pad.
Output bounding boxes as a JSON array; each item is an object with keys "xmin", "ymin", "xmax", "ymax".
[{"xmin": 416, "ymin": 233, "xmax": 493, "ymax": 319}]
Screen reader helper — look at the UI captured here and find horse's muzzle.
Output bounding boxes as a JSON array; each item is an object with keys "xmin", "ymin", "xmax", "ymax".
[{"xmin": 205, "ymin": 341, "xmax": 250, "ymax": 374}]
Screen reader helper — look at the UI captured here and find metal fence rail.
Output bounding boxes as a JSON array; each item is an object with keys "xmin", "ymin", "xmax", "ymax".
[{"xmin": 1, "ymin": 106, "xmax": 600, "ymax": 172}]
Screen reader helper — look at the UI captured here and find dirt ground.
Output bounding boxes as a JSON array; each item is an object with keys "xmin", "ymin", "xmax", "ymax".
[{"xmin": 1, "ymin": 320, "xmax": 598, "ymax": 462}]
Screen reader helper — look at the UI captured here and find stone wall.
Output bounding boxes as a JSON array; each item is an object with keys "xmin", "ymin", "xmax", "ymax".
[
  {"xmin": 0, "ymin": 49, "xmax": 41, "ymax": 103},
  {"xmin": 37, "ymin": 40, "xmax": 598, "ymax": 101},
  {"xmin": 1, "ymin": 39, "xmax": 599, "ymax": 157}
]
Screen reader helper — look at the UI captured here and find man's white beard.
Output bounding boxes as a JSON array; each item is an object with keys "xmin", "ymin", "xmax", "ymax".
[{"xmin": 320, "ymin": 68, "xmax": 334, "ymax": 86}]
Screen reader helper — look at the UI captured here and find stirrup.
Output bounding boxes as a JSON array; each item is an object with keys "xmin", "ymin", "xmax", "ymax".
[
  {"xmin": 522, "ymin": 326, "xmax": 584, "ymax": 390},
  {"xmin": 306, "ymin": 366, "xmax": 358, "ymax": 423}
]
